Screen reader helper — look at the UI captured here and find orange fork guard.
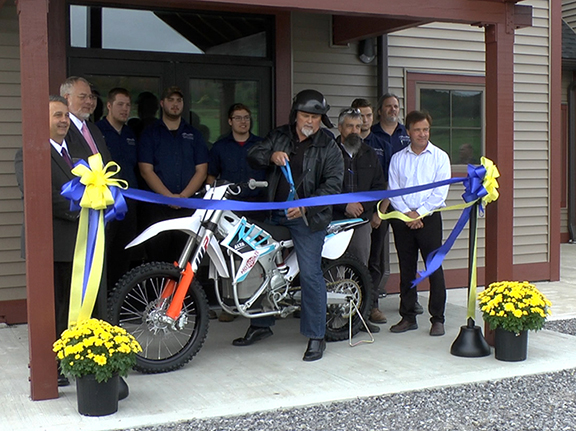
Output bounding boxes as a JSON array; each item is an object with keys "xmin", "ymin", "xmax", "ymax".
[{"xmin": 166, "ymin": 262, "xmax": 195, "ymax": 320}]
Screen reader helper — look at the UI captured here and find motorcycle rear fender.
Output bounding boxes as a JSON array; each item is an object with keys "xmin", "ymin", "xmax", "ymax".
[
  {"xmin": 321, "ymin": 229, "xmax": 354, "ymax": 260},
  {"xmin": 126, "ymin": 216, "xmax": 229, "ymax": 278},
  {"xmin": 321, "ymin": 218, "xmax": 365, "ymax": 260}
]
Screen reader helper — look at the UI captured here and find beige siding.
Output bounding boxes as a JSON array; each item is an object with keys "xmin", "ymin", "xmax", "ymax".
[
  {"xmin": 513, "ymin": 0, "xmax": 552, "ymax": 264},
  {"xmin": 563, "ymin": 0, "xmax": 576, "ymax": 30},
  {"xmin": 292, "ymin": 12, "xmax": 378, "ymax": 125},
  {"xmin": 0, "ymin": 3, "xmax": 25, "ymax": 301}
]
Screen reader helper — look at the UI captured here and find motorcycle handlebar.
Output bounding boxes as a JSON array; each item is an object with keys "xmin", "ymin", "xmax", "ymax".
[{"xmin": 247, "ymin": 179, "xmax": 269, "ymax": 190}]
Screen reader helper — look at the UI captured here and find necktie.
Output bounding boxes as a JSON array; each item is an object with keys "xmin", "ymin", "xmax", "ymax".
[
  {"xmin": 61, "ymin": 146, "xmax": 73, "ymax": 168},
  {"xmin": 81, "ymin": 123, "xmax": 98, "ymax": 154}
]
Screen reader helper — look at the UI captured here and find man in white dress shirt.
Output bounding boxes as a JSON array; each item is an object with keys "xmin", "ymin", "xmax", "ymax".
[{"xmin": 387, "ymin": 110, "xmax": 451, "ymax": 336}]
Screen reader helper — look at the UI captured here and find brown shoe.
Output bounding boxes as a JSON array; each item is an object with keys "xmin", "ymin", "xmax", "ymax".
[
  {"xmin": 430, "ymin": 322, "xmax": 445, "ymax": 336},
  {"xmin": 390, "ymin": 318, "xmax": 418, "ymax": 333},
  {"xmin": 218, "ymin": 310, "xmax": 236, "ymax": 322},
  {"xmin": 369, "ymin": 308, "xmax": 387, "ymax": 324}
]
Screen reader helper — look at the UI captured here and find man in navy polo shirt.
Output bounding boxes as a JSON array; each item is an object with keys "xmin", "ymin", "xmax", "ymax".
[
  {"xmin": 96, "ymin": 88, "xmax": 141, "ymax": 287},
  {"xmin": 207, "ymin": 103, "xmax": 266, "ymax": 322},
  {"xmin": 207, "ymin": 103, "xmax": 265, "ymax": 201},
  {"xmin": 138, "ymin": 86, "xmax": 209, "ymax": 262}
]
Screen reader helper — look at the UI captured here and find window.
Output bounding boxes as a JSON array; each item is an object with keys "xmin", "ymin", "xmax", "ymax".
[
  {"xmin": 407, "ymin": 73, "xmax": 485, "ymax": 167},
  {"xmin": 70, "ymin": 5, "xmax": 272, "ymax": 58}
]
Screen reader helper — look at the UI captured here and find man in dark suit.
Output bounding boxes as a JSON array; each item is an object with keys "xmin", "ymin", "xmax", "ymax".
[
  {"xmin": 60, "ymin": 77, "xmax": 112, "ymax": 313},
  {"xmin": 60, "ymin": 76, "xmax": 112, "ymax": 163},
  {"xmin": 15, "ymin": 95, "xmax": 77, "ymax": 386}
]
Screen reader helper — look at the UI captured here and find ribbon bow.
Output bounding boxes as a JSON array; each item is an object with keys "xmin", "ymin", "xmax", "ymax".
[{"xmin": 62, "ymin": 154, "xmax": 128, "ymax": 327}]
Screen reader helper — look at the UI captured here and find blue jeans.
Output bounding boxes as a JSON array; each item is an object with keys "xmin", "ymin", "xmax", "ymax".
[{"xmin": 252, "ymin": 211, "xmax": 327, "ymax": 339}]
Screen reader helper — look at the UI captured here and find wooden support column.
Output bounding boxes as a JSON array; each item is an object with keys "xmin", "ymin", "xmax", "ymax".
[
  {"xmin": 484, "ymin": 22, "xmax": 515, "ymax": 286},
  {"xmin": 17, "ymin": 0, "xmax": 58, "ymax": 400}
]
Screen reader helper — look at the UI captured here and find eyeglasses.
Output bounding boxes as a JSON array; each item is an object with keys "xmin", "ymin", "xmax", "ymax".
[
  {"xmin": 231, "ymin": 115, "xmax": 251, "ymax": 122},
  {"xmin": 340, "ymin": 108, "xmax": 361, "ymax": 115},
  {"xmin": 76, "ymin": 93, "xmax": 97, "ymax": 101}
]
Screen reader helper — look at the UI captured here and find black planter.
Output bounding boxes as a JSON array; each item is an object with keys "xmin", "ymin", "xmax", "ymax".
[
  {"xmin": 76, "ymin": 373, "xmax": 119, "ymax": 416},
  {"xmin": 494, "ymin": 327, "xmax": 528, "ymax": 362}
]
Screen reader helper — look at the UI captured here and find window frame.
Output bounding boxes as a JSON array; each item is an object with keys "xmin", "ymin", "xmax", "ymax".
[{"xmin": 406, "ymin": 72, "xmax": 485, "ymax": 172}]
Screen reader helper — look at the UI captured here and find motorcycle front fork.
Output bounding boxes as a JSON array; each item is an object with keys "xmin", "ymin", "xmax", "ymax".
[{"xmin": 159, "ymin": 233, "xmax": 206, "ymax": 325}]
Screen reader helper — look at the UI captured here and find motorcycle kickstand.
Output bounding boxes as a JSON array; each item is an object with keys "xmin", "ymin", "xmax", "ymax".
[{"xmin": 349, "ymin": 297, "xmax": 375, "ymax": 347}]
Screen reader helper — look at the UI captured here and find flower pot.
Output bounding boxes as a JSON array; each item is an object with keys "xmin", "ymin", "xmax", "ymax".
[
  {"xmin": 76, "ymin": 373, "xmax": 119, "ymax": 416},
  {"xmin": 494, "ymin": 327, "xmax": 528, "ymax": 362}
]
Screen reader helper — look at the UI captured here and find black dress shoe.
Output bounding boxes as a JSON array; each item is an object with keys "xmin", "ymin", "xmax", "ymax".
[
  {"xmin": 303, "ymin": 338, "xmax": 326, "ymax": 362},
  {"xmin": 57, "ymin": 373, "xmax": 70, "ymax": 387},
  {"xmin": 118, "ymin": 376, "xmax": 129, "ymax": 400},
  {"xmin": 360, "ymin": 321, "xmax": 381, "ymax": 333},
  {"xmin": 232, "ymin": 326, "xmax": 273, "ymax": 346},
  {"xmin": 414, "ymin": 302, "xmax": 424, "ymax": 315}
]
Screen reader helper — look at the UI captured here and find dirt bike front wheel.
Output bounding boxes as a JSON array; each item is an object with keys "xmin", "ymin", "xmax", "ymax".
[
  {"xmin": 323, "ymin": 253, "xmax": 373, "ymax": 341},
  {"xmin": 107, "ymin": 262, "xmax": 210, "ymax": 374}
]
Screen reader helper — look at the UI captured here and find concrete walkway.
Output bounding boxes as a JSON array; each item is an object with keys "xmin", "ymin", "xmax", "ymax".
[{"xmin": 2, "ymin": 244, "xmax": 576, "ymax": 431}]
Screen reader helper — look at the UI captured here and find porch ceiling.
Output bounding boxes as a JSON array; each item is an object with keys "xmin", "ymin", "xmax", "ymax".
[{"xmin": 154, "ymin": 11, "xmax": 269, "ymax": 52}]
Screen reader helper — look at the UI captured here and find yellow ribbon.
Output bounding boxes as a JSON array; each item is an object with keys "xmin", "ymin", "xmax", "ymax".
[
  {"xmin": 479, "ymin": 156, "xmax": 500, "ymax": 206},
  {"xmin": 68, "ymin": 154, "xmax": 127, "ymax": 327}
]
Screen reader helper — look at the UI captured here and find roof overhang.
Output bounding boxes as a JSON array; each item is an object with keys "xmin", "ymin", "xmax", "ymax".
[
  {"xmin": 78, "ymin": 0, "xmax": 525, "ymax": 25},
  {"xmin": 75, "ymin": 0, "xmax": 532, "ymax": 45}
]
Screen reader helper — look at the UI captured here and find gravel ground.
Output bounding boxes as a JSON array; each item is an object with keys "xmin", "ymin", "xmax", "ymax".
[{"xmin": 127, "ymin": 320, "xmax": 576, "ymax": 431}]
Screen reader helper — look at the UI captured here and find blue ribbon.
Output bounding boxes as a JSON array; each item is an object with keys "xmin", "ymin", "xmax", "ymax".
[
  {"xmin": 411, "ymin": 164, "xmax": 491, "ymax": 287},
  {"xmin": 61, "ymin": 159, "xmax": 493, "ymax": 291},
  {"xmin": 116, "ymin": 176, "xmax": 465, "ymax": 212}
]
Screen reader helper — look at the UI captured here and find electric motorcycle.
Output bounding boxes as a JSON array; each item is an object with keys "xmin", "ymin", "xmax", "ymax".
[{"xmin": 108, "ymin": 181, "xmax": 372, "ymax": 373}]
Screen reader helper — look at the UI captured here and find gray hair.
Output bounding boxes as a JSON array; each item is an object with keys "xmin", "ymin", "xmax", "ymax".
[
  {"xmin": 60, "ymin": 76, "xmax": 91, "ymax": 97},
  {"xmin": 338, "ymin": 107, "xmax": 362, "ymax": 126},
  {"xmin": 49, "ymin": 95, "xmax": 68, "ymax": 106}
]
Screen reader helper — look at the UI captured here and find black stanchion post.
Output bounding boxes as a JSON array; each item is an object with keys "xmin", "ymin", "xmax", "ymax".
[{"xmin": 450, "ymin": 201, "xmax": 491, "ymax": 357}]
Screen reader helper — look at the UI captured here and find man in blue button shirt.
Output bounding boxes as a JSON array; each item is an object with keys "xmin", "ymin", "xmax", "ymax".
[{"xmin": 138, "ymin": 86, "xmax": 209, "ymax": 262}]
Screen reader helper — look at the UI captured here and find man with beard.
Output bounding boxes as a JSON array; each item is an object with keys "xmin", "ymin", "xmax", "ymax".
[
  {"xmin": 138, "ymin": 86, "xmax": 209, "ymax": 262},
  {"xmin": 234, "ymin": 90, "xmax": 343, "ymax": 362},
  {"xmin": 333, "ymin": 108, "xmax": 386, "ymax": 333}
]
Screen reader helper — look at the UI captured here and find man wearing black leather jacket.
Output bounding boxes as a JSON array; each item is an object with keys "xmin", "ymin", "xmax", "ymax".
[{"xmin": 233, "ymin": 89, "xmax": 343, "ymax": 362}]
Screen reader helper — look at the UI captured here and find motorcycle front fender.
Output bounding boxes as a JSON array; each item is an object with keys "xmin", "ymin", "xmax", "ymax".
[{"xmin": 125, "ymin": 216, "xmax": 229, "ymax": 278}]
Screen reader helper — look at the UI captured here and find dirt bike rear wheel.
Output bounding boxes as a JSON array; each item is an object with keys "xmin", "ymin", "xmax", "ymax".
[
  {"xmin": 107, "ymin": 262, "xmax": 209, "ymax": 374},
  {"xmin": 323, "ymin": 253, "xmax": 373, "ymax": 341}
]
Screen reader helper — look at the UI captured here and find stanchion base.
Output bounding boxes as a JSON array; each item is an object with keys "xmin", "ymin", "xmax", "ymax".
[{"xmin": 450, "ymin": 324, "xmax": 491, "ymax": 357}]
